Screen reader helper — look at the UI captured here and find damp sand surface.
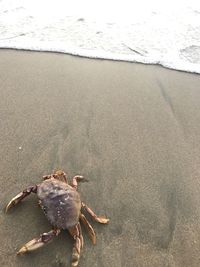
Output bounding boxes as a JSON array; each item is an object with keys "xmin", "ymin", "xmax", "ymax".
[{"xmin": 1, "ymin": 49, "xmax": 200, "ymax": 267}]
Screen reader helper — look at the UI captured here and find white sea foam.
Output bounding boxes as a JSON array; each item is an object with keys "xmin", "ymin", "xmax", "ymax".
[{"xmin": 0, "ymin": 0, "xmax": 200, "ymax": 73}]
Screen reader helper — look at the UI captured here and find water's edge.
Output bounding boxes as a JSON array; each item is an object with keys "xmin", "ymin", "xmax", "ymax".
[{"xmin": 0, "ymin": 46, "xmax": 199, "ymax": 75}]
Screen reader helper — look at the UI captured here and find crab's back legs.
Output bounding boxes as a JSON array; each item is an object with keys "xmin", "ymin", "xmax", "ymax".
[
  {"xmin": 17, "ymin": 228, "xmax": 60, "ymax": 255},
  {"xmin": 80, "ymin": 213, "xmax": 96, "ymax": 244},
  {"xmin": 71, "ymin": 175, "xmax": 87, "ymax": 190},
  {"xmin": 6, "ymin": 185, "xmax": 37, "ymax": 212},
  {"xmin": 68, "ymin": 223, "xmax": 83, "ymax": 267},
  {"xmin": 81, "ymin": 202, "xmax": 109, "ymax": 224}
]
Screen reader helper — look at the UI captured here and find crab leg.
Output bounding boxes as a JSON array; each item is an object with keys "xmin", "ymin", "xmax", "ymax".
[
  {"xmin": 71, "ymin": 175, "xmax": 88, "ymax": 190},
  {"xmin": 81, "ymin": 202, "xmax": 109, "ymax": 224},
  {"xmin": 79, "ymin": 213, "xmax": 96, "ymax": 244},
  {"xmin": 68, "ymin": 223, "xmax": 82, "ymax": 267},
  {"xmin": 6, "ymin": 185, "xmax": 37, "ymax": 212},
  {"xmin": 17, "ymin": 228, "xmax": 60, "ymax": 255}
]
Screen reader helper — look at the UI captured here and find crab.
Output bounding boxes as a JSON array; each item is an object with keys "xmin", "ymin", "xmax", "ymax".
[{"xmin": 6, "ymin": 170, "xmax": 109, "ymax": 267}]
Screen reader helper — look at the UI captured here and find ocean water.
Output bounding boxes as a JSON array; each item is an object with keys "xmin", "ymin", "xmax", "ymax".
[{"xmin": 0, "ymin": 0, "xmax": 200, "ymax": 74}]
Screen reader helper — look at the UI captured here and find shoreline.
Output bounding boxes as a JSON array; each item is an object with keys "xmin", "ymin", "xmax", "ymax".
[
  {"xmin": 0, "ymin": 47, "xmax": 199, "ymax": 75},
  {"xmin": 1, "ymin": 49, "xmax": 200, "ymax": 267}
]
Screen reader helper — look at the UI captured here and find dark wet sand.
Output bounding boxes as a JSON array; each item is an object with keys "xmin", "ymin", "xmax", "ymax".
[{"xmin": 1, "ymin": 49, "xmax": 200, "ymax": 267}]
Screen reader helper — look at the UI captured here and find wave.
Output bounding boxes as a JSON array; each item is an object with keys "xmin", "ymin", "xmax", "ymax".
[{"xmin": 0, "ymin": 0, "xmax": 199, "ymax": 74}]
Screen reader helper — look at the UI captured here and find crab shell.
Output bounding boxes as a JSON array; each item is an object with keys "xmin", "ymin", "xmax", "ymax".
[{"xmin": 37, "ymin": 178, "xmax": 81, "ymax": 229}]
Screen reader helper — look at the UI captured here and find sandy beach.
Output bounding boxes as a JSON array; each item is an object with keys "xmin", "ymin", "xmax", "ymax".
[{"xmin": 1, "ymin": 49, "xmax": 200, "ymax": 267}]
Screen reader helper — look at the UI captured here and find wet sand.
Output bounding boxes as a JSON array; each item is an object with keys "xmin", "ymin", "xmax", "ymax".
[{"xmin": 0, "ymin": 49, "xmax": 200, "ymax": 267}]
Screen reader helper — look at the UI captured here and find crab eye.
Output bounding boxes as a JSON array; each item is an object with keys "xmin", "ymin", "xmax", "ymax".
[
  {"xmin": 55, "ymin": 170, "xmax": 64, "ymax": 176},
  {"xmin": 43, "ymin": 175, "xmax": 51, "ymax": 180}
]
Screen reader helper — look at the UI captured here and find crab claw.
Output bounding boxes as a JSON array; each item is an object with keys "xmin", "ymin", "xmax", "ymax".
[
  {"xmin": 5, "ymin": 186, "xmax": 37, "ymax": 213},
  {"xmin": 17, "ymin": 229, "xmax": 60, "ymax": 255},
  {"xmin": 17, "ymin": 238, "xmax": 44, "ymax": 255},
  {"xmin": 5, "ymin": 192, "xmax": 24, "ymax": 213}
]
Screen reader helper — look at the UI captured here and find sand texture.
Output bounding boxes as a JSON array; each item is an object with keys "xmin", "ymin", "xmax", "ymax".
[{"xmin": 1, "ymin": 50, "xmax": 200, "ymax": 267}]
